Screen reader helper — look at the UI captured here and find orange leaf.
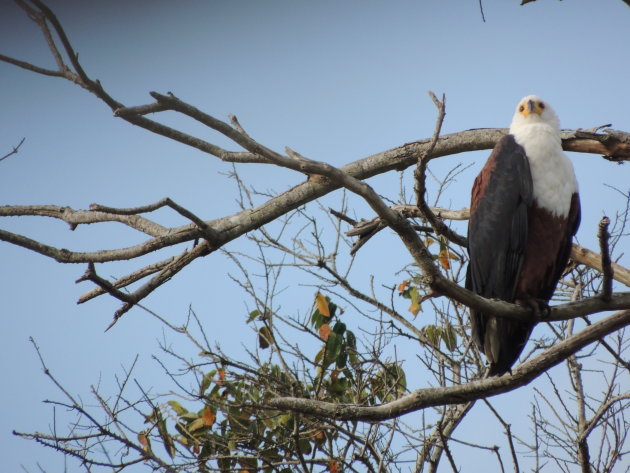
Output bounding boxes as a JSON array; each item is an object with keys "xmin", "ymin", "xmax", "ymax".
[
  {"xmin": 439, "ymin": 247, "xmax": 451, "ymax": 270},
  {"xmin": 329, "ymin": 459, "xmax": 341, "ymax": 473},
  {"xmin": 193, "ymin": 442, "xmax": 201, "ymax": 454},
  {"xmin": 397, "ymin": 280, "xmax": 408, "ymax": 292},
  {"xmin": 319, "ymin": 323, "xmax": 331, "ymax": 340},
  {"xmin": 203, "ymin": 406, "xmax": 216, "ymax": 427},
  {"xmin": 316, "ymin": 292, "xmax": 331, "ymax": 317},
  {"xmin": 217, "ymin": 369, "xmax": 226, "ymax": 385}
]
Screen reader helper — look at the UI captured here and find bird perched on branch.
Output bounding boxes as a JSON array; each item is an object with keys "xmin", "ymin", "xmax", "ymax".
[{"xmin": 466, "ymin": 95, "xmax": 581, "ymax": 376}]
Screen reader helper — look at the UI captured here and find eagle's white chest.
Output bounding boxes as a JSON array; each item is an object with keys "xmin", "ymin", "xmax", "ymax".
[{"xmin": 511, "ymin": 123, "xmax": 577, "ymax": 218}]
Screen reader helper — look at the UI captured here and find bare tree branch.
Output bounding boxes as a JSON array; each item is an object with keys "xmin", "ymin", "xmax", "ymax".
[
  {"xmin": 3, "ymin": 3, "xmax": 629, "ymax": 472},
  {"xmin": 598, "ymin": 216, "xmax": 614, "ymax": 301},
  {"xmin": 413, "ymin": 92, "xmax": 466, "ymax": 247},
  {"xmin": 267, "ymin": 310, "xmax": 630, "ymax": 420},
  {"xmin": 344, "ymin": 205, "xmax": 630, "ymax": 288},
  {"xmin": 0, "ymin": 137, "xmax": 25, "ymax": 162},
  {"xmin": 571, "ymin": 244, "xmax": 630, "ymax": 288}
]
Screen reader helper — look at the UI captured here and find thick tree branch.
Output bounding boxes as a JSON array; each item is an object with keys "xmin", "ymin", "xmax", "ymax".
[
  {"xmin": 571, "ymin": 244, "xmax": 630, "ymax": 288},
  {"xmin": 1, "ymin": 0, "xmax": 629, "ymax": 321},
  {"xmin": 1, "ymin": 4, "xmax": 627, "ymax": 472},
  {"xmin": 345, "ymin": 206, "xmax": 630, "ymax": 288},
  {"xmin": 266, "ymin": 310, "xmax": 630, "ymax": 421},
  {"xmin": 0, "ymin": 204, "xmax": 168, "ymax": 236},
  {"xmin": 1, "ymin": 153, "xmax": 628, "ymax": 323}
]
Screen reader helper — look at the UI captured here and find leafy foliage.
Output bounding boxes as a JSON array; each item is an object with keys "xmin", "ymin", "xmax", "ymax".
[{"xmin": 140, "ymin": 293, "xmax": 410, "ymax": 472}]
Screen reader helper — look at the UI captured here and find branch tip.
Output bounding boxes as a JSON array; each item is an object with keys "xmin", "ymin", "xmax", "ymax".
[{"xmin": 598, "ymin": 216, "xmax": 614, "ymax": 301}]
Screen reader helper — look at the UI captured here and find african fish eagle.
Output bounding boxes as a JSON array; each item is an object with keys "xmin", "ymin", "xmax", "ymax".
[{"xmin": 465, "ymin": 95, "xmax": 581, "ymax": 376}]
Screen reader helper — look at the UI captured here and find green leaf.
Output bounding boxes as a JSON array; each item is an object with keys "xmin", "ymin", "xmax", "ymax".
[
  {"xmin": 167, "ymin": 400, "xmax": 188, "ymax": 416},
  {"xmin": 179, "ymin": 411, "xmax": 200, "ymax": 421},
  {"xmin": 424, "ymin": 324, "xmax": 441, "ymax": 347},
  {"xmin": 328, "ymin": 300, "xmax": 338, "ymax": 318},
  {"xmin": 324, "ymin": 332, "xmax": 343, "ymax": 367},
  {"xmin": 409, "ymin": 287, "xmax": 422, "ymax": 316},
  {"xmin": 278, "ymin": 413, "xmax": 292, "ymax": 425},
  {"xmin": 188, "ymin": 416, "xmax": 206, "ymax": 432},
  {"xmin": 391, "ymin": 363, "xmax": 407, "ymax": 394},
  {"xmin": 154, "ymin": 408, "xmax": 176, "ymax": 458},
  {"xmin": 372, "ymin": 363, "xmax": 407, "ymax": 402},
  {"xmin": 336, "ymin": 347, "xmax": 348, "ymax": 369},
  {"xmin": 442, "ymin": 323, "xmax": 457, "ymax": 351},
  {"xmin": 311, "ymin": 308, "xmax": 324, "ymax": 329},
  {"xmin": 200, "ymin": 370, "xmax": 216, "ymax": 396},
  {"xmin": 345, "ymin": 330, "xmax": 356, "ymax": 349},
  {"xmin": 247, "ymin": 309, "xmax": 261, "ymax": 323},
  {"xmin": 314, "ymin": 347, "xmax": 325, "ymax": 366},
  {"xmin": 297, "ymin": 437, "xmax": 312, "ymax": 455},
  {"xmin": 332, "ymin": 321, "xmax": 346, "ymax": 335}
]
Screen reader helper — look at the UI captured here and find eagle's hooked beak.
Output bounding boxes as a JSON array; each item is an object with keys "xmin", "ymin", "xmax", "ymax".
[
  {"xmin": 527, "ymin": 100, "xmax": 536, "ymax": 113},
  {"xmin": 520, "ymin": 99, "xmax": 544, "ymax": 117}
]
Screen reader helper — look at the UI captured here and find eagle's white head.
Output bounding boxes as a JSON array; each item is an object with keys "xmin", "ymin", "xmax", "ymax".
[
  {"xmin": 509, "ymin": 95, "xmax": 561, "ymax": 134},
  {"xmin": 507, "ymin": 95, "xmax": 577, "ymax": 217}
]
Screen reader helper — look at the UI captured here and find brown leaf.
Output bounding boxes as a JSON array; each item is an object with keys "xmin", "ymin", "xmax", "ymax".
[
  {"xmin": 203, "ymin": 406, "xmax": 216, "ymax": 427},
  {"xmin": 310, "ymin": 429, "xmax": 325, "ymax": 446},
  {"xmin": 259, "ymin": 326, "xmax": 273, "ymax": 349},
  {"xmin": 331, "ymin": 368, "xmax": 340, "ymax": 382},
  {"xmin": 329, "ymin": 459, "xmax": 341, "ymax": 473},
  {"xmin": 217, "ymin": 368, "xmax": 226, "ymax": 385}
]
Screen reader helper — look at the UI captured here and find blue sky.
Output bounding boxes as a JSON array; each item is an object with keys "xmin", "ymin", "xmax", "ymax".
[{"xmin": 1, "ymin": 1, "xmax": 629, "ymax": 471}]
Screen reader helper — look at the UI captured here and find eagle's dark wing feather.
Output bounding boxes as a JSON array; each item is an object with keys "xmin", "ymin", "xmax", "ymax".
[{"xmin": 465, "ymin": 134, "xmax": 533, "ymax": 375}]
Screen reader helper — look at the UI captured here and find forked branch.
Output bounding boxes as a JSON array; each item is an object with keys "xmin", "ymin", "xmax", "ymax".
[
  {"xmin": 267, "ymin": 310, "xmax": 630, "ymax": 421},
  {"xmin": 1, "ymin": 0, "xmax": 629, "ymax": 326}
]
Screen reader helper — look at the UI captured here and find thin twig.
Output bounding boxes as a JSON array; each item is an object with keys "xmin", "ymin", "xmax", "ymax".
[
  {"xmin": 413, "ymin": 92, "xmax": 466, "ymax": 247},
  {"xmin": 0, "ymin": 137, "xmax": 26, "ymax": 162},
  {"xmin": 478, "ymin": 0, "xmax": 486, "ymax": 22},
  {"xmin": 437, "ymin": 425, "xmax": 458, "ymax": 473},
  {"xmin": 482, "ymin": 399, "xmax": 520, "ymax": 473},
  {"xmin": 76, "ymin": 263, "xmax": 137, "ymax": 305}
]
